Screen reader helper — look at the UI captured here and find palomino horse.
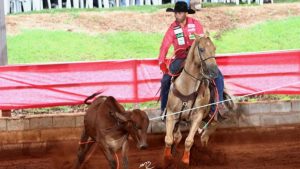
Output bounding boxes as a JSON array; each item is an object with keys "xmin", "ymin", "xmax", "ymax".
[
  {"xmin": 164, "ymin": 34, "xmax": 233, "ymax": 165},
  {"xmin": 73, "ymin": 93, "xmax": 149, "ymax": 169}
]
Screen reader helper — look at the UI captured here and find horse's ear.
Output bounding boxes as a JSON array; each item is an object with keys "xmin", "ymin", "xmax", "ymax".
[
  {"xmin": 205, "ymin": 31, "xmax": 210, "ymax": 38},
  {"xmin": 194, "ymin": 34, "xmax": 203, "ymax": 41}
]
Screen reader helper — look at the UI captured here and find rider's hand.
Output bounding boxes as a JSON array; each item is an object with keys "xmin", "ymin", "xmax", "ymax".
[
  {"xmin": 159, "ymin": 62, "xmax": 168, "ymax": 74},
  {"xmin": 175, "ymin": 47, "xmax": 190, "ymax": 58}
]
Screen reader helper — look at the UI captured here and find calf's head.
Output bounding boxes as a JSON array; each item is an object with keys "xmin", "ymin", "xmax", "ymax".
[{"xmin": 105, "ymin": 97, "xmax": 149, "ymax": 150}]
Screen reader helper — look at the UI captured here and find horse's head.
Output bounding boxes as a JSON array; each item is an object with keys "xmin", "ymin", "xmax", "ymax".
[{"xmin": 190, "ymin": 33, "xmax": 218, "ymax": 79}]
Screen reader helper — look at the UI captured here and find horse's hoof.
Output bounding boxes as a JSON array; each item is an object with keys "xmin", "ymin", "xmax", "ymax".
[
  {"xmin": 164, "ymin": 147, "xmax": 172, "ymax": 159},
  {"xmin": 181, "ymin": 151, "xmax": 190, "ymax": 165}
]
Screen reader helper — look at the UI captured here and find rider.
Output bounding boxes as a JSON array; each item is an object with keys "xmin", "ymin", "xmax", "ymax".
[{"xmin": 158, "ymin": 1, "xmax": 227, "ymax": 122}]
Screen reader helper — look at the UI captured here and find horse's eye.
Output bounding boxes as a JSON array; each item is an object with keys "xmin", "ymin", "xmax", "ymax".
[
  {"xmin": 199, "ymin": 48, "xmax": 205, "ymax": 53},
  {"xmin": 133, "ymin": 123, "xmax": 138, "ymax": 129}
]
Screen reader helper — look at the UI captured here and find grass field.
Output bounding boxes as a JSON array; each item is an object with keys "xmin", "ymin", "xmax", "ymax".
[
  {"xmin": 7, "ymin": 16, "xmax": 300, "ymax": 64},
  {"xmin": 8, "ymin": 31, "xmax": 162, "ymax": 64},
  {"xmin": 213, "ymin": 16, "xmax": 300, "ymax": 53}
]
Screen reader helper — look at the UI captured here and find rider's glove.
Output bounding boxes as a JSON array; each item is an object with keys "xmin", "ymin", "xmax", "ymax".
[{"xmin": 159, "ymin": 62, "xmax": 168, "ymax": 74}]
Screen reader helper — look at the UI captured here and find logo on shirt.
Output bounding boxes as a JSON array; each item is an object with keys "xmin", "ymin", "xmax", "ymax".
[{"xmin": 173, "ymin": 26, "xmax": 185, "ymax": 45}]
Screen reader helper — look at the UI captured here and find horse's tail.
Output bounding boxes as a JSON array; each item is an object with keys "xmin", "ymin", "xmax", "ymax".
[
  {"xmin": 84, "ymin": 91, "xmax": 103, "ymax": 105},
  {"xmin": 223, "ymin": 90, "xmax": 236, "ymax": 111}
]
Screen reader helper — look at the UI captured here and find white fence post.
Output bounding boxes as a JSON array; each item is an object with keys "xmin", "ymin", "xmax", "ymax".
[
  {"xmin": 23, "ymin": 0, "xmax": 32, "ymax": 12},
  {"xmin": 80, "ymin": 0, "xmax": 84, "ymax": 8},
  {"xmin": 140, "ymin": 0, "xmax": 144, "ymax": 5},
  {"xmin": 74, "ymin": 0, "xmax": 79, "ymax": 8},
  {"xmin": 116, "ymin": 0, "xmax": 120, "ymax": 7},
  {"xmin": 125, "ymin": 0, "xmax": 130, "ymax": 6},
  {"xmin": 66, "ymin": 0, "xmax": 72, "ymax": 8},
  {"xmin": 58, "ymin": 0, "xmax": 62, "ymax": 8},
  {"xmin": 47, "ymin": 0, "xmax": 51, "ymax": 9},
  {"xmin": 98, "ymin": 0, "xmax": 102, "ymax": 8},
  {"xmin": 17, "ymin": 0, "xmax": 22, "ymax": 12},
  {"xmin": 0, "ymin": 0, "xmax": 8, "ymax": 65},
  {"xmin": 40, "ymin": 0, "xmax": 43, "ymax": 10},
  {"xmin": 86, "ymin": 0, "xmax": 93, "ymax": 8},
  {"xmin": 103, "ymin": 0, "xmax": 109, "ymax": 8},
  {"xmin": 32, "ymin": 0, "xmax": 42, "ymax": 11},
  {"xmin": 4, "ymin": 0, "xmax": 10, "ymax": 14},
  {"xmin": 11, "ymin": 0, "xmax": 17, "ymax": 13},
  {"xmin": 145, "ymin": 0, "xmax": 151, "ymax": 5}
]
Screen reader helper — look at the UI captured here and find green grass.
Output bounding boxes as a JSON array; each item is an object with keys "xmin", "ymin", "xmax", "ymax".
[
  {"xmin": 8, "ymin": 30, "xmax": 163, "ymax": 64},
  {"xmin": 213, "ymin": 16, "xmax": 300, "ymax": 53},
  {"xmin": 7, "ymin": 17, "xmax": 300, "ymax": 64}
]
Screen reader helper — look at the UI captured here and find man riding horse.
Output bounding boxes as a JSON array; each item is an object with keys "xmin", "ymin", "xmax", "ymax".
[{"xmin": 158, "ymin": 1, "xmax": 228, "ymax": 122}]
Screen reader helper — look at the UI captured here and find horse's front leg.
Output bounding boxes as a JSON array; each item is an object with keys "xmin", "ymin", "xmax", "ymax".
[
  {"xmin": 182, "ymin": 110, "xmax": 204, "ymax": 165},
  {"xmin": 164, "ymin": 110, "xmax": 176, "ymax": 159},
  {"xmin": 121, "ymin": 139, "xmax": 129, "ymax": 169}
]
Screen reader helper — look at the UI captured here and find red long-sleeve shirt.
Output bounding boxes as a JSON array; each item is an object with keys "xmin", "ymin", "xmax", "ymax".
[{"xmin": 158, "ymin": 17, "xmax": 204, "ymax": 64}]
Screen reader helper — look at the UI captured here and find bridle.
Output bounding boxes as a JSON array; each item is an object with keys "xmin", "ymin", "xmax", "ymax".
[{"xmin": 183, "ymin": 39, "xmax": 216, "ymax": 81}]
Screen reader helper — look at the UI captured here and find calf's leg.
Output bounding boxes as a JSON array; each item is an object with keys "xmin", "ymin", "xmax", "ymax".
[{"xmin": 73, "ymin": 128, "xmax": 95, "ymax": 169}]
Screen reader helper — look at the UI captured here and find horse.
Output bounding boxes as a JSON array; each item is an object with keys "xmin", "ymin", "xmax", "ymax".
[
  {"xmin": 73, "ymin": 93, "xmax": 149, "ymax": 169},
  {"xmin": 163, "ymin": 33, "xmax": 234, "ymax": 165}
]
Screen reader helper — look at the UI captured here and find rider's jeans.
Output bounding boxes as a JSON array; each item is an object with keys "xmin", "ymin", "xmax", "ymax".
[
  {"xmin": 210, "ymin": 68, "xmax": 224, "ymax": 113},
  {"xmin": 160, "ymin": 58, "xmax": 185, "ymax": 112}
]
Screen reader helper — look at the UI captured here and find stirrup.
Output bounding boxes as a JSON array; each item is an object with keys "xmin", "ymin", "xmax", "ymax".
[{"xmin": 160, "ymin": 109, "xmax": 167, "ymax": 122}]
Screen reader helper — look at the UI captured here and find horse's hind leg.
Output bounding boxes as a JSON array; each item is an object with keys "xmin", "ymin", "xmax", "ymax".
[
  {"xmin": 73, "ymin": 128, "xmax": 95, "ymax": 169},
  {"xmin": 172, "ymin": 126, "xmax": 182, "ymax": 156}
]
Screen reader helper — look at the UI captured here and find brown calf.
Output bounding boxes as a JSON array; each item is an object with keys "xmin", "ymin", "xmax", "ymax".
[{"xmin": 73, "ymin": 93, "xmax": 149, "ymax": 169}]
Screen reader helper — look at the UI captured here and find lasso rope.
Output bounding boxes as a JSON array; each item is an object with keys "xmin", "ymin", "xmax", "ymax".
[{"xmin": 150, "ymin": 81, "xmax": 300, "ymax": 121}]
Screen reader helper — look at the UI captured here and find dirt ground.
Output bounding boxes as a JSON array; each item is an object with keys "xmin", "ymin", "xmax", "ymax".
[
  {"xmin": 6, "ymin": 3, "xmax": 300, "ymax": 36},
  {"xmin": 0, "ymin": 125, "xmax": 299, "ymax": 169}
]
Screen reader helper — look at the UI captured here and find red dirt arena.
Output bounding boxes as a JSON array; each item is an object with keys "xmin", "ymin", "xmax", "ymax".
[{"xmin": 0, "ymin": 124, "xmax": 299, "ymax": 169}]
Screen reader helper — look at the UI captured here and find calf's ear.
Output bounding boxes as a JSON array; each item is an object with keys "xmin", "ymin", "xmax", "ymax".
[
  {"xmin": 105, "ymin": 96, "xmax": 128, "ymax": 122},
  {"xmin": 105, "ymin": 96, "xmax": 124, "ymax": 113},
  {"xmin": 114, "ymin": 112, "xmax": 128, "ymax": 122}
]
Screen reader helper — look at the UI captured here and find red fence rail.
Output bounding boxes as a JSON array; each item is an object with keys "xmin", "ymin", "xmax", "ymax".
[{"xmin": 0, "ymin": 50, "xmax": 299, "ymax": 110}]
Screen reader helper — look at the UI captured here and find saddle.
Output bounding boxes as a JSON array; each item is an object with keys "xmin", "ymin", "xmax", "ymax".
[{"xmin": 163, "ymin": 77, "xmax": 222, "ymax": 123}]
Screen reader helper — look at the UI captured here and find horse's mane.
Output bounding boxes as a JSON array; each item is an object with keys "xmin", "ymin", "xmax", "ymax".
[{"xmin": 185, "ymin": 35, "xmax": 200, "ymax": 63}]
